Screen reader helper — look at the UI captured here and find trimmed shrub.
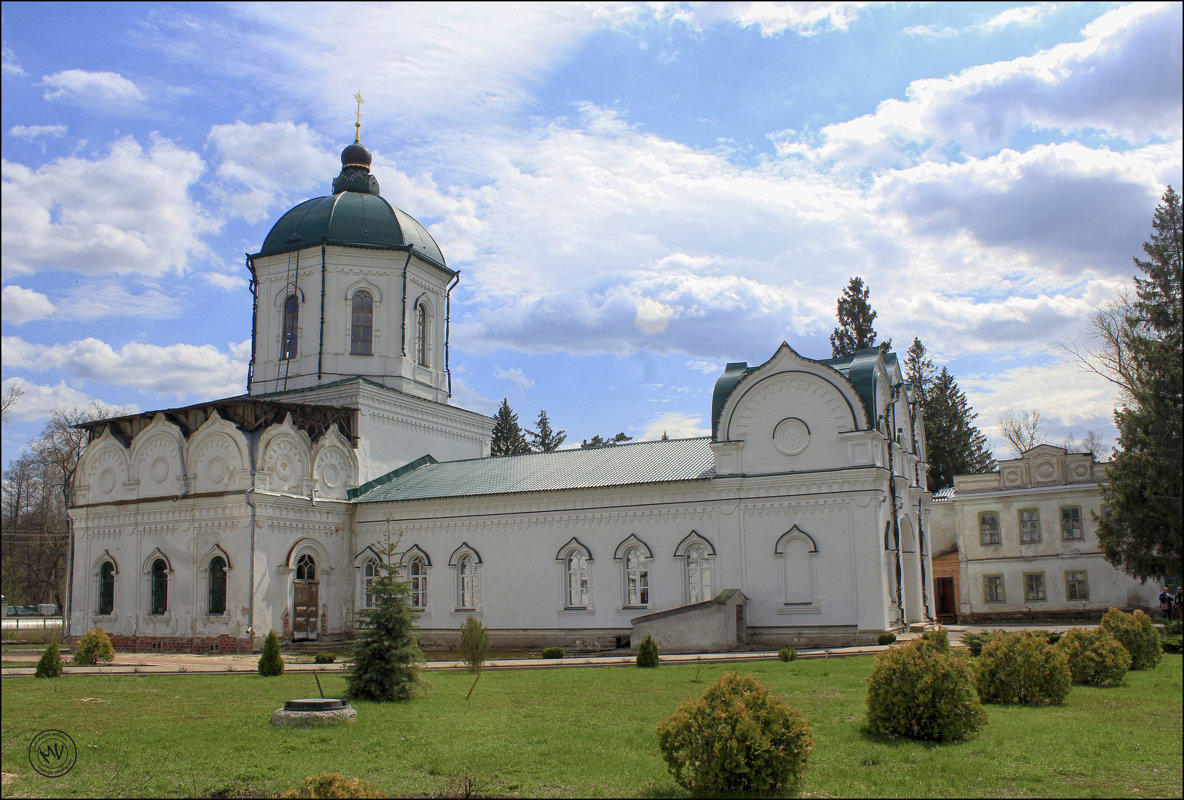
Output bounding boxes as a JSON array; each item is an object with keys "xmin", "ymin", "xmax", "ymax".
[
  {"xmin": 258, "ymin": 630, "xmax": 285, "ymax": 676},
  {"xmin": 866, "ymin": 636, "xmax": 985, "ymax": 742},
  {"xmin": 1162, "ymin": 635, "xmax": 1183, "ymax": 654},
  {"xmin": 35, "ymin": 642, "xmax": 64, "ymax": 678},
  {"xmin": 977, "ymin": 631, "xmax": 1072, "ymax": 706},
  {"xmin": 920, "ymin": 627, "xmax": 951, "ymax": 652},
  {"xmin": 1056, "ymin": 627, "xmax": 1130, "ymax": 686},
  {"xmin": 657, "ymin": 671, "xmax": 813, "ymax": 796},
  {"xmin": 541, "ymin": 646, "xmax": 564, "ymax": 659},
  {"xmin": 1161, "ymin": 619, "xmax": 1182, "ymax": 637},
  {"xmin": 636, "ymin": 634, "xmax": 659, "ymax": 668},
  {"xmin": 313, "ymin": 652, "xmax": 336, "ymax": 664},
  {"xmin": 278, "ymin": 772, "xmax": 382, "ymax": 799},
  {"xmin": 72, "ymin": 627, "xmax": 115, "ymax": 666},
  {"xmin": 961, "ymin": 630, "xmax": 998, "ymax": 657},
  {"xmin": 1100, "ymin": 608, "xmax": 1163, "ymax": 670},
  {"xmin": 877, "ymin": 632, "xmax": 897, "ymax": 646},
  {"xmin": 778, "ymin": 647, "xmax": 798, "ymax": 662}
]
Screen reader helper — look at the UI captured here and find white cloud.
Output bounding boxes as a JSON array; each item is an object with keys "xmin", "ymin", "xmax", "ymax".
[
  {"xmin": 640, "ymin": 411, "xmax": 710, "ymax": 441},
  {"xmin": 7, "ymin": 124, "xmax": 67, "ymax": 140},
  {"xmin": 57, "ymin": 281, "xmax": 183, "ymax": 322},
  {"xmin": 40, "ymin": 69, "xmax": 145, "ymax": 107},
  {"xmin": 0, "ymin": 378, "xmax": 115, "ymax": 423},
  {"xmin": 494, "ymin": 367, "xmax": 535, "ymax": 392},
  {"xmin": 981, "ymin": 4, "xmax": 1056, "ymax": 32},
  {"xmin": 1, "ymin": 135, "xmax": 216, "ymax": 278},
  {"xmin": 202, "ymin": 271, "xmax": 246, "ymax": 292},
  {"xmin": 1, "ymin": 285, "xmax": 55, "ymax": 325},
  {"xmin": 1, "ymin": 45, "xmax": 26, "ymax": 78},
  {"xmin": 2, "ymin": 336, "xmax": 246, "ymax": 400},
  {"xmin": 724, "ymin": 2, "xmax": 872, "ymax": 37}
]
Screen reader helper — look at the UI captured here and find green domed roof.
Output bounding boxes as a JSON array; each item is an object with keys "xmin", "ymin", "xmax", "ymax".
[{"xmin": 257, "ymin": 192, "xmax": 446, "ymax": 267}]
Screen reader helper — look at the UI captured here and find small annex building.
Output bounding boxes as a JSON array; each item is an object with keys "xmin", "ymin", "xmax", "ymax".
[{"xmin": 66, "ymin": 129, "xmax": 936, "ymax": 653}]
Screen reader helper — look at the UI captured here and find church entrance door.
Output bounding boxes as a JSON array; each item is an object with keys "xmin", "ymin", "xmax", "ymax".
[
  {"xmin": 935, "ymin": 577, "xmax": 956, "ymax": 623},
  {"xmin": 294, "ymin": 554, "xmax": 319, "ymax": 641}
]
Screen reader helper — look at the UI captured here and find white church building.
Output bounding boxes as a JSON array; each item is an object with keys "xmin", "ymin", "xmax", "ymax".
[{"xmin": 66, "ymin": 133, "xmax": 935, "ymax": 653}]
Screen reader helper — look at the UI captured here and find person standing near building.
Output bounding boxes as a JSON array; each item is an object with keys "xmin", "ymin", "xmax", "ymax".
[{"xmin": 1159, "ymin": 587, "xmax": 1173, "ymax": 620}]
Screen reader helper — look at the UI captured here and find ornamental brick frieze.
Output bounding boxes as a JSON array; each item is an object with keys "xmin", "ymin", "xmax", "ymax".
[
  {"xmin": 742, "ymin": 498, "xmax": 849, "ymax": 517},
  {"xmin": 137, "ymin": 523, "xmax": 177, "ymax": 537}
]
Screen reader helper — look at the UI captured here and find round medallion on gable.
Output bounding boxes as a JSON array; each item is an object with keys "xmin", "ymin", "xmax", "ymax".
[
  {"xmin": 276, "ymin": 457, "xmax": 294, "ymax": 482},
  {"xmin": 151, "ymin": 457, "xmax": 170, "ymax": 483},
  {"xmin": 322, "ymin": 463, "xmax": 341, "ymax": 489},
  {"xmin": 99, "ymin": 469, "xmax": 116, "ymax": 494},
  {"xmin": 1072, "ymin": 463, "xmax": 1089, "ymax": 479},
  {"xmin": 773, "ymin": 417, "xmax": 811, "ymax": 456},
  {"xmin": 208, "ymin": 457, "xmax": 228, "ymax": 485},
  {"xmin": 1035, "ymin": 461, "xmax": 1056, "ymax": 480}
]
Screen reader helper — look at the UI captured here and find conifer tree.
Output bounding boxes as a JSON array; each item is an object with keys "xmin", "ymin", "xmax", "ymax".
[
  {"xmin": 580, "ymin": 432, "xmax": 633, "ymax": 448},
  {"xmin": 924, "ymin": 367, "xmax": 995, "ymax": 491},
  {"xmin": 830, "ymin": 276, "xmax": 891, "ymax": 357},
  {"xmin": 526, "ymin": 410, "xmax": 566, "ymax": 452},
  {"xmin": 490, "ymin": 399, "xmax": 530, "ymax": 456},
  {"xmin": 257, "ymin": 630, "xmax": 284, "ymax": 676},
  {"xmin": 347, "ymin": 526, "xmax": 424, "ymax": 702},
  {"xmin": 35, "ymin": 642, "xmax": 64, "ymax": 678},
  {"xmin": 1096, "ymin": 186, "xmax": 1183, "ymax": 582},
  {"xmin": 904, "ymin": 337, "xmax": 934, "ymax": 406}
]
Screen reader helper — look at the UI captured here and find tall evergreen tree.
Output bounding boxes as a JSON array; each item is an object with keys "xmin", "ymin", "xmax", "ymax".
[
  {"xmin": 526, "ymin": 410, "xmax": 566, "ymax": 452},
  {"xmin": 490, "ymin": 398, "xmax": 530, "ymax": 456},
  {"xmin": 924, "ymin": 367, "xmax": 996, "ymax": 491},
  {"xmin": 580, "ymin": 432, "xmax": 633, "ymax": 448},
  {"xmin": 830, "ymin": 276, "xmax": 891, "ymax": 357},
  {"xmin": 904, "ymin": 337, "xmax": 934, "ymax": 406},
  {"xmin": 1096, "ymin": 186, "xmax": 1183, "ymax": 582}
]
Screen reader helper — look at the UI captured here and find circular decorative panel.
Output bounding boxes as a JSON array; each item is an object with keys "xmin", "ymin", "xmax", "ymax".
[
  {"xmin": 322, "ymin": 463, "xmax": 341, "ymax": 489},
  {"xmin": 207, "ymin": 457, "xmax": 228, "ymax": 485},
  {"xmin": 773, "ymin": 417, "xmax": 811, "ymax": 456},
  {"xmin": 151, "ymin": 457, "xmax": 170, "ymax": 483},
  {"xmin": 99, "ymin": 468, "xmax": 116, "ymax": 494},
  {"xmin": 1035, "ymin": 461, "xmax": 1056, "ymax": 480}
]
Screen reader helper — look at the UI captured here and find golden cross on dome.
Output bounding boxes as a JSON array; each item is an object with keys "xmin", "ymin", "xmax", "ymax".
[{"xmin": 353, "ymin": 91, "xmax": 365, "ymax": 143}]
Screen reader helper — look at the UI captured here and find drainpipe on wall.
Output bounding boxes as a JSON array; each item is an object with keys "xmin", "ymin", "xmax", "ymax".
[
  {"xmin": 244, "ymin": 435, "xmax": 259, "ymax": 653},
  {"xmin": 445, "ymin": 271, "xmax": 460, "ymax": 397},
  {"xmin": 884, "ymin": 384, "xmax": 904, "ymax": 627},
  {"xmin": 317, "ymin": 242, "xmax": 327, "ymax": 382},
  {"xmin": 398, "ymin": 250, "xmax": 412, "ymax": 356},
  {"xmin": 246, "ymin": 254, "xmax": 258, "ymax": 393}
]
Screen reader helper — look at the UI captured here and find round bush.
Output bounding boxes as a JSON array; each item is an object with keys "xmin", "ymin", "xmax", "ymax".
[
  {"xmin": 961, "ymin": 630, "xmax": 999, "ymax": 657},
  {"xmin": 977, "ymin": 631, "xmax": 1072, "ymax": 706},
  {"xmin": 1056, "ymin": 627, "xmax": 1130, "ymax": 687},
  {"xmin": 73, "ymin": 627, "xmax": 115, "ymax": 666},
  {"xmin": 279, "ymin": 772, "xmax": 382, "ymax": 798},
  {"xmin": 1100, "ymin": 608, "xmax": 1162, "ymax": 670},
  {"xmin": 541, "ymin": 646, "xmax": 564, "ymax": 659},
  {"xmin": 657, "ymin": 671, "xmax": 813, "ymax": 796},
  {"xmin": 35, "ymin": 642, "xmax": 64, "ymax": 678},
  {"xmin": 920, "ymin": 627, "xmax": 951, "ymax": 652},
  {"xmin": 778, "ymin": 647, "xmax": 797, "ymax": 662},
  {"xmin": 877, "ymin": 632, "xmax": 897, "ymax": 646},
  {"xmin": 866, "ymin": 636, "xmax": 985, "ymax": 742},
  {"xmin": 636, "ymin": 634, "xmax": 659, "ymax": 668},
  {"xmin": 314, "ymin": 652, "xmax": 336, "ymax": 664}
]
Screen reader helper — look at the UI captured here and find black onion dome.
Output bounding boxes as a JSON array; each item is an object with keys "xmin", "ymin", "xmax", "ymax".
[{"xmin": 340, "ymin": 142, "xmax": 372, "ymax": 168}]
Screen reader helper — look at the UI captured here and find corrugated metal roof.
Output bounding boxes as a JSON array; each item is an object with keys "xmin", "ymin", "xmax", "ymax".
[
  {"xmin": 932, "ymin": 487, "xmax": 955, "ymax": 501},
  {"xmin": 353, "ymin": 437, "xmax": 716, "ymax": 503}
]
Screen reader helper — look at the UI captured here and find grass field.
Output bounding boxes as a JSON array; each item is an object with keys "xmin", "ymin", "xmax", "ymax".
[{"xmin": 2, "ymin": 654, "xmax": 1180, "ymax": 798}]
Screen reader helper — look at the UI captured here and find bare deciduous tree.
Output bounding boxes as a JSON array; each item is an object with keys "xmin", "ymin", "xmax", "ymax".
[
  {"xmin": 997, "ymin": 408, "xmax": 1043, "ymax": 457},
  {"xmin": 1060, "ymin": 290, "xmax": 1138, "ymax": 402},
  {"xmin": 1, "ymin": 381, "xmax": 25, "ymax": 426}
]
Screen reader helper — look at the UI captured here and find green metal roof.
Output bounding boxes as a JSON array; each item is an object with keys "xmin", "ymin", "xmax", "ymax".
[
  {"xmin": 352, "ymin": 437, "xmax": 716, "ymax": 504},
  {"xmin": 256, "ymin": 191, "xmax": 447, "ymax": 267}
]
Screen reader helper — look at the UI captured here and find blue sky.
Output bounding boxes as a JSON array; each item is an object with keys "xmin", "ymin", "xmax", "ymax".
[{"xmin": 2, "ymin": 1, "xmax": 1181, "ymax": 466}]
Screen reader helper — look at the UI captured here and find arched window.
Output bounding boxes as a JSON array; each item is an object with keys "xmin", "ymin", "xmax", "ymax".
[
  {"xmin": 415, "ymin": 303, "xmax": 428, "ymax": 366},
  {"xmin": 457, "ymin": 555, "xmax": 477, "ymax": 609},
  {"xmin": 150, "ymin": 558, "xmax": 168, "ymax": 615},
  {"xmin": 98, "ymin": 561, "xmax": 115, "ymax": 616},
  {"xmin": 351, "ymin": 291, "xmax": 373, "ymax": 355},
  {"xmin": 281, "ymin": 294, "xmax": 299, "ymax": 359},
  {"xmin": 208, "ymin": 556, "xmax": 227, "ymax": 615},
  {"xmin": 296, "ymin": 553, "xmax": 316, "ymax": 581},
  {"xmin": 408, "ymin": 557, "xmax": 427, "ymax": 609},
  {"xmin": 565, "ymin": 550, "xmax": 590, "ymax": 608},
  {"xmin": 359, "ymin": 558, "xmax": 378, "ymax": 608},
  {"xmin": 623, "ymin": 546, "xmax": 649, "ymax": 607},
  {"xmin": 686, "ymin": 543, "xmax": 712, "ymax": 604}
]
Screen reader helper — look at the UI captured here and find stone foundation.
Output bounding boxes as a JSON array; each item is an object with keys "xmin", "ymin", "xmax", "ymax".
[{"xmin": 76, "ymin": 633, "xmax": 253, "ymax": 654}]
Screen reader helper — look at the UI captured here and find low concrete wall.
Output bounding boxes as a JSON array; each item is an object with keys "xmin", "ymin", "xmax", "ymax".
[{"xmin": 630, "ymin": 590, "xmax": 748, "ymax": 653}]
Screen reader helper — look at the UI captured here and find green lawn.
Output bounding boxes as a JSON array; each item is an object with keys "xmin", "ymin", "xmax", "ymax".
[{"xmin": 1, "ymin": 654, "xmax": 1180, "ymax": 798}]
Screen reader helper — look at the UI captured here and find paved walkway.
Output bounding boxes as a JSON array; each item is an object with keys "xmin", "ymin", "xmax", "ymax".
[{"xmin": 1, "ymin": 623, "xmax": 1098, "ymax": 677}]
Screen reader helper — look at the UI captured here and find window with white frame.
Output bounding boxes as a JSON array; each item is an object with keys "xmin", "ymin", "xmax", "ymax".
[
  {"xmin": 1065, "ymin": 570, "xmax": 1089, "ymax": 601},
  {"xmin": 362, "ymin": 558, "xmax": 379, "ymax": 609},
  {"xmin": 408, "ymin": 556, "xmax": 427, "ymax": 609},
  {"xmin": 686, "ymin": 543, "xmax": 712, "ymax": 604},
  {"xmin": 457, "ymin": 554, "xmax": 478, "ymax": 609},
  {"xmin": 979, "ymin": 512, "xmax": 1001, "ymax": 545},
  {"xmin": 622, "ymin": 546, "xmax": 649, "ymax": 607},
  {"xmin": 351, "ymin": 291, "xmax": 373, "ymax": 355},
  {"xmin": 1060, "ymin": 506, "xmax": 1083, "ymax": 540},
  {"xmin": 1019, "ymin": 509, "xmax": 1041, "ymax": 544},
  {"xmin": 281, "ymin": 294, "xmax": 299, "ymax": 359},
  {"xmin": 984, "ymin": 574, "xmax": 1004, "ymax": 603},
  {"xmin": 1024, "ymin": 572, "xmax": 1046, "ymax": 602},
  {"xmin": 564, "ymin": 549, "xmax": 590, "ymax": 608}
]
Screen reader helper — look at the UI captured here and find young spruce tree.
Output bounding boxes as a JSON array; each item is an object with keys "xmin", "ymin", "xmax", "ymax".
[
  {"xmin": 347, "ymin": 526, "xmax": 424, "ymax": 701},
  {"xmin": 490, "ymin": 399, "xmax": 530, "ymax": 455},
  {"xmin": 1096, "ymin": 186, "xmax": 1183, "ymax": 581},
  {"xmin": 830, "ymin": 276, "xmax": 891, "ymax": 358},
  {"xmin": 526, "ymin": 410, "xmax": 566, "ymax": 452}
]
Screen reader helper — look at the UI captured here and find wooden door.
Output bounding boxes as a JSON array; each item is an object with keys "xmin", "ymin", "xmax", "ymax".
[
  {"xmin": 294, "ymin": 581, "xmax": 318, "ymax": 640},
  {"xmin": 935, "ymin": 577, "xmax": 956, "ymax": 623}
]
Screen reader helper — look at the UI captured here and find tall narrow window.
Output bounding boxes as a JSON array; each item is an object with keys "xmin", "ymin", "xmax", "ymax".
[
  {"xmin": 99, "ymin": 561, "xmax": 115, "ymax": 615},
  {"xmin": 1060, "ymin": 506, "xmax": 1083, "ymax": 540},
  {"xmin": 408, "ymin": 557, "xmax": 427, "ymax": 609},
  {"xmin": 1024, "ymin": 572, "xmax": 1046, "ymax": 602},
  {"xmin": 1065, "ymin": 570, "xmax": 1089, "ymax": 601},
  {"xmin": 281, "ymin": 294, "xmax": 299, "ymax": 359},
  {"xmin": 979, "ymin": 512, "xmax": 1001, "ymax": 545},
  {"xmin": 623, "ymin": 547, "xmax": 649, "ymax": 607},
  {"xmin": 1019, "ymin": 509, "xmax": 1041, "ymax": 543},
  {"xmin": 208, "ymin": 557, "xmax": 227, "ymax": 615},
  {"xmin": 565, "ymin": 550, "xmax": 589, "ymax": 608},
  {"xmin": 150, "ymin": 558, "xmax": 168, "ymax": 615},
  {"xmin": 351, "ymin": 291, "xmax": 373, "ymax": 355},
  {"xmin": 416, "ymin": 303, "xmax": 428, "ymax": 366},
  {"xmin": 363, "ymin": 558, "xmax": 379, "ymax": 609},
  {"xmin": 457, "ymin": 555, "xmax": 477, "ymax": 609},
  {"xmin": 984, "ymin": 574, "xmax": 1004, "ymax": 603},
  {"xmin": 296, "ymin": 553, "xmax": 316, "ymax": 581},
  {"xmin": 686, "ymin": 543, "xmax": 712, "ymax": 604}
]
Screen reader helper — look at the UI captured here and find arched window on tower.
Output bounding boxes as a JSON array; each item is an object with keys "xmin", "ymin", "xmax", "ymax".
[
  {"xmin": 281, "ymin": 294, "xmax": 299, "ymax": 359},
  {"xmin": 416, "ymin": 303, "xmax": 429, "ymax": 367},
  {"xmin": 351, "ymin": 291, "xmax": 373, "ymax": 355},
  {"xmin": 98, "ymin": 561, "xmax": 116, "ymax": 616},
  {"xmin": 208, "ymin": 557, "xmax": 227, "ymax": 615},
  {"xmin": 150, "ymin": 558, "xmax": 168, "ymax": 615}
]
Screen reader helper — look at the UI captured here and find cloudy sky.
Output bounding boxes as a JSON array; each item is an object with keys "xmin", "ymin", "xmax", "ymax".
[{"xmin": 2, "ymin": 1, "xmax": 1181, "ymax": 467}]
